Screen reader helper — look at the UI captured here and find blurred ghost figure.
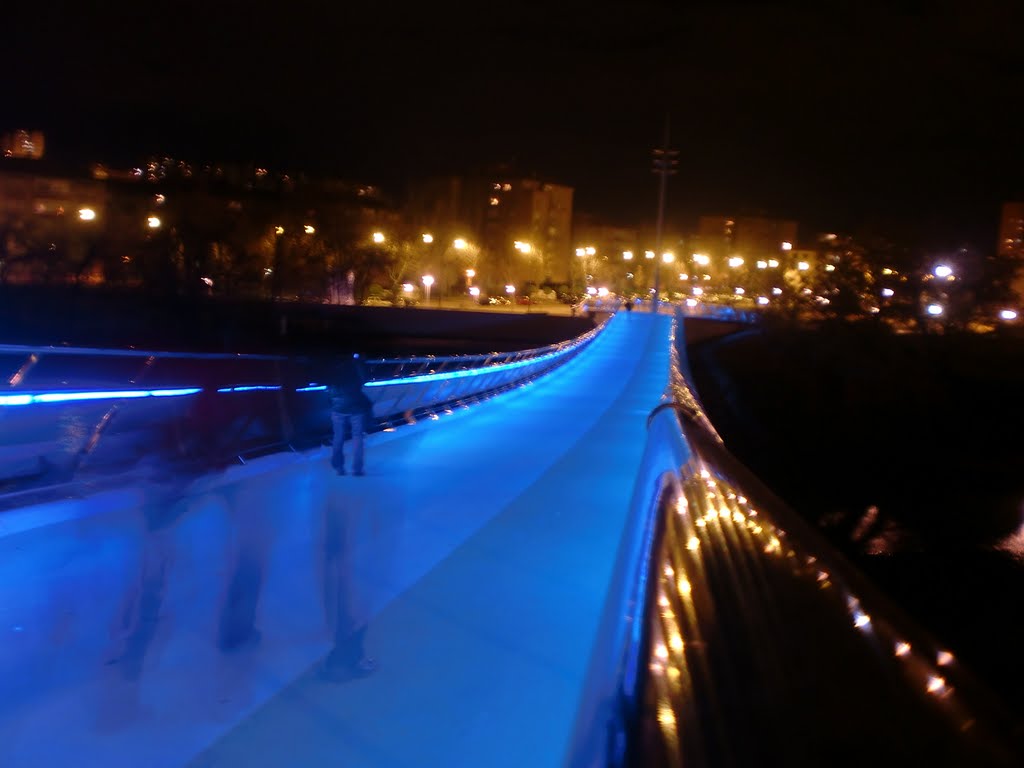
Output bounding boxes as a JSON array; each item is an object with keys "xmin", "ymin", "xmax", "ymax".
[{"xmin": 320, "ymin": 490, "xmax": 377, "ymax": 682}]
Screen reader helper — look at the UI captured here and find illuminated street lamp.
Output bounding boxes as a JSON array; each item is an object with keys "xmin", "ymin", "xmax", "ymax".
[
  {"xmin": 422, "ymin": 233, "xmax": 434, "ymax": 244},
  {"xmin": 781, "ymin": 241, "xmax": 793, "ymax": 251},
  {"xmin": 514, "ymin": 241, "xmax": 532, "ymax": 254},
  {"xmin": 926, "ymin": 303, "xmax": 944, "ymax": 316},
  {"xmin": 275, "ymin": 226, "xmax": 285, "ymax": 235},
  {"xmin": 78, "ymin": 208, "xmax": 96, "ymax": 221},
  {"xmin": 999, "ymin": 309, "xmax": 1018, "ymax": 321},
  {"xmin": 622, "ymin": 250, "xmax": 634, "ymax": 260},
  {"xmin": 422, "ymin": 274, "xmax": 434, "ymax": 304},
  {"xmin": 728, "ymin": 256, "xmax": 744, "ymax": 268},
  {"xmin": 372, "ymin": 232, "xmax": 386, "ymax": 244},
  {"xmin": 453, "ymin": 238, "xmax": 468, "ymax": 250},
  {"xmin": 147, "ymin": 216, "xmax": 161, "ymax": 229},
  {"xmin": 304, "ymin": 224, "xmax": 316, "ymax": 234},
  {"xmin": 934, "ymin": 264, "xmax": 953, "ymax": 279},
  {"xmin": 662, "ymin": 252, "xmax": 674, "ymax": 264}
]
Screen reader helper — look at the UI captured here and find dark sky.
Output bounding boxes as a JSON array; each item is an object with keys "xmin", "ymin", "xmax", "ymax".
[{"xmin": 5, "ymin": 0, "xmax": 1023, "ymax": 248}]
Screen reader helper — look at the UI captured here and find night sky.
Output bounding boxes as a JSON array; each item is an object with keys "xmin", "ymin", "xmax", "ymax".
[{"xmin": 6, "ymin": 0, "xmax": 1023, "ymax": 248}]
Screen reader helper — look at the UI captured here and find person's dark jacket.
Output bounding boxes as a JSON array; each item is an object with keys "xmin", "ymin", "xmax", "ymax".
[{"xmin": 328, "ymin": 356, "xmax": 374, "ymax": 415}]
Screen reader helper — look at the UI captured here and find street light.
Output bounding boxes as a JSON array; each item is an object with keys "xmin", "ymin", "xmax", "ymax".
[
  {"xmin": 453, "ymin": 238, "xmax": 468, "ymax": 250},
  {"xmin": 422, "ymin": 233, "xmax": 434, "ymax": 244},
  {"xmin": 304, "ymin": 224, "xmax": 316, "ymax": 234},
  {"xmin": 372, "ymin": 232, "xmax": 386, "ymax": 244},
  {"xmin": 934, "ymin": 264, "xmax": 953, "ymax": 279},
  {"xmin": 78, "ymin": 208, "xmax": 96, "ymax": 221},
  {"xmin": 147, "ymin": 216, "xmax": 161, "ymax": 229},
  {"xmin": 422, "ymin": 274, "xmax": 434, "ymax": 305}
]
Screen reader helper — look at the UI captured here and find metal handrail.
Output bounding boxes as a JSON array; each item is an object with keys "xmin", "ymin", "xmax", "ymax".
[
  {"xmin": 0, "ymin": 318, "xmax": 608, "ymax": 505},
  {"xmin": 568, "ymin": 311, "xmax": 1022, "ymax": 767}
]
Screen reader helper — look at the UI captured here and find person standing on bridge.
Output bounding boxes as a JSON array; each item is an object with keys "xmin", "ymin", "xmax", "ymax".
[{"xmin": 328, "ymin": 353, "xmax": 374, "ymax": 476}]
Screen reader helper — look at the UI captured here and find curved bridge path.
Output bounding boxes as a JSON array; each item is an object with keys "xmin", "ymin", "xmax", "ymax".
[{"xmin": 0, "ymin": 312, "xmax": 672, "ymax": 768}]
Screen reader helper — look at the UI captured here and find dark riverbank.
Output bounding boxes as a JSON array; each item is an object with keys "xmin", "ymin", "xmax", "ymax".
[
  {"xmin": 687, "ymin": 320, "xmax": 1024, "ymax": 717},
  {"xmin": 0, "ymin": 285, "xmax": 595, "ymax": 357}
]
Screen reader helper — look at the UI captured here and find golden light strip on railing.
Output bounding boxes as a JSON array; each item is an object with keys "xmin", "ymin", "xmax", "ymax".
[{"xmin": 647, "ymin": 454, "xmax": 978, "ymax": 755}]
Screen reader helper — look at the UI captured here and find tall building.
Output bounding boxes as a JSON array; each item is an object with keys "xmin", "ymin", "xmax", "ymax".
[
  {"xmin": 998, "ymin": 202, "xmax": 1024, "ymax": 303},
  {"xmin": 406, "ymin": 175, "xmax": 574, "ymax": 290},
  {"xmin": 1, "ymin": 130, "xmax": 45, "ymax": 160},
  {"xmin": 689, "ymin": 215, "xmax": 799, "ymax": 295},
  {"xmin": 998, "ymin": 202, "xmax": 1024, "ymax": 259}
]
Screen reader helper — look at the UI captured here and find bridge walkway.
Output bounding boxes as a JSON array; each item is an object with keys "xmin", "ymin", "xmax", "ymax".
[{"xmin": 1, "ymin": 311, "xmax": 672, "ymax": 768}]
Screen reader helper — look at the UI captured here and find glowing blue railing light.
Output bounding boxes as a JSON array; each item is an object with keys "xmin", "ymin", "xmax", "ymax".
[
  {"xmin": 0, "ymin": 394, "xmax": 33, "ymax": 406},
  {"xmin": 150, "ymin": 388, "xmax": 204, "ymax": 397},
  {"xmin": 296, "ymin": 384, "xmax": 328, "ymax": 392},
  {"xmin": 0, "ymin": 387, "xmax": 202, "ymax": 407},
  {"xmin": 364, "ymin": 345, "xmax": 574, "ymax": 388},
  {"xmin": 216, "ymin": 385, "xmax": 282, "ymax": 393}
]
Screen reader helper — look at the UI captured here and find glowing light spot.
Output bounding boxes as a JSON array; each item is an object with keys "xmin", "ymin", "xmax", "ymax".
[
  {"xmin": 853, "ymin": 611, "xmax": 871, "ymax": 629},
  {"xmin": 686, "ymin": 537, "xmax": 700, "ymax": 551},
  {"xmin": 895, "ymin": 642, "xmax": 912, "ymax": 657},
  {"xmin": 937, "ymin": 651, "xmax": 954, "ymax": 666},
  {"xmin": 669, "ymin": 633, "xmax": 684, "ymax": 652},
  {"xmin": 655, "ymin": 643, "xmax": 669, "ymax": 660},
  {"xmin": 677, "ymin": 577, "xmax": 691, "ymax": 596},
  {"xmin": 657, "ymin": 705, "xmax": 676, "ymax": 730},
  {"xmin": 927, "ymin": 676, "xmax": 947, "ymax": 694},
  {"xmin": 664, "ymin": 565, "xmax": 675, "ymax": 578}
]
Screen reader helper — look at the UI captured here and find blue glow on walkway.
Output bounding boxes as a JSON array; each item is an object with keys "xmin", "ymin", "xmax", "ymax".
[{"xmin": 0, "ymin": 313, "xmax": 672, "ymax": 768}]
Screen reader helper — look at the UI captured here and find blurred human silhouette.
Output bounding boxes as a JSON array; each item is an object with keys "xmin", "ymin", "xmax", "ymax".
[
  {"xmin": 217, "ymin": 484, "xmax": 268, "ymax": 652},
  {"xmin": 105, "ymin": 473, "xmax": 186, "ymax": 684},
  {"xmin": 328, "ymin": 354, "xmax": 374, "ymax": 476},
  {"xmin": 320, "ymin": 491, "xmax": 377, "ymax": 682}
]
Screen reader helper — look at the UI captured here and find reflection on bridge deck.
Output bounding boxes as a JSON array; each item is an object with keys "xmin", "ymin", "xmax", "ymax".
[{"xmin": 0, "ymin": 312, "xmax": 672, "ymax": 768}]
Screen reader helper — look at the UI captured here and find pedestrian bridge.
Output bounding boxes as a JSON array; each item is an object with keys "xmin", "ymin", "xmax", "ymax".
[{"xmin": 0, "ymin": 309, "xmax": 1018, "ymax": 767}]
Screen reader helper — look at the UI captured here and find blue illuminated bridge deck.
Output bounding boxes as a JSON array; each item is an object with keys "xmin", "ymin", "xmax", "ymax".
[{"xmin": 0, "ymin": 312, "xmax": 673, "ymax": 768}]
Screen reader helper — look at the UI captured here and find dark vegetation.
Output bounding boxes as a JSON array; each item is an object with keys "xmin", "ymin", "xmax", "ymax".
[
  {"xmin": 0, "ymin": 284, "xmax": 594, "ymax": 357},
  {"xmin": 689, "ymin": 319, "xmax": 1024, "ymax": 717}
]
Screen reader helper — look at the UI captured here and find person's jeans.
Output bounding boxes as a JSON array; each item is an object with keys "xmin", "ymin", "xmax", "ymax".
[{"xmin": 331, "ymin": 412, "xmax": 365, "ymax": 474}]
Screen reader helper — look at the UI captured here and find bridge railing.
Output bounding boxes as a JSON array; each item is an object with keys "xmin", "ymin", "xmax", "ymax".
[
  {"xmin": 568, "ymin": 310, "xmax": 1022, "ymax": 767},
  {"xmin": 0, "ymin": 319, "xmax": 605, "ymax": 507},
  {"xmin": 580, "ymin": 297, "xmax": 761, "ymax": 323}
]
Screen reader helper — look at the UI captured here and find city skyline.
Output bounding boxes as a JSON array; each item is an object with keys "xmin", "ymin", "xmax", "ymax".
[{"xmin": 5, "ymin": 1, "xmax": 1023, "ymax": 249}]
